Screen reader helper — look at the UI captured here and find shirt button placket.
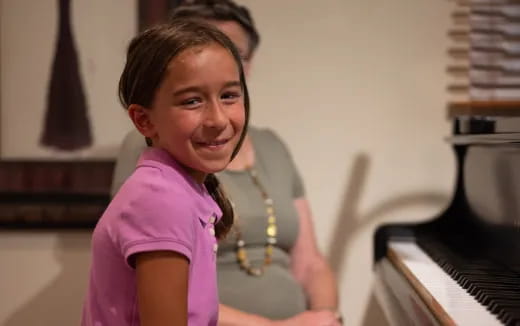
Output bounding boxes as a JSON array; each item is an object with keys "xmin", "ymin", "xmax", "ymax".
[{"xmin": 208, "ymin": 214, "xmax": 217, "ymax": 254}]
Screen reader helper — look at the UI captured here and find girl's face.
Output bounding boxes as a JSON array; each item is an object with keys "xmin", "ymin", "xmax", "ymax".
[{"xmin": 131, "ymin": 43, "xmax": 246, "ymax": 182}]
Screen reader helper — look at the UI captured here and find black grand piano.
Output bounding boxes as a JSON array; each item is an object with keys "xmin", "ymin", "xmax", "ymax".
[{"xmin": 374, "ymin": 102, "xmax": 520, "ymax": 326}]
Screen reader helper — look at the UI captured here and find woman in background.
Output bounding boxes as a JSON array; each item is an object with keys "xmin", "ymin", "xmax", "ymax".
[{"xmin": 111, "ymin": 1, "xmax": 341, "ymax": 325}]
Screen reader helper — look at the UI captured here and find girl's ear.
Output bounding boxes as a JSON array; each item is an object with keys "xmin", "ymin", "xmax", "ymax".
[{"xmin": 128, "ymin": 104, "xmax": 156, "ymax": 139}]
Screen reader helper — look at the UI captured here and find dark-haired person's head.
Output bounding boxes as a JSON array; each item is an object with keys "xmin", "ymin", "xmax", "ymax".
[
  {"xmin": 119, "ymin": 20, "xmax": 250, "ymax": 238},
  {"xmin": 171, "ymin": 0, "xmax": 260, "ymax": 76}
]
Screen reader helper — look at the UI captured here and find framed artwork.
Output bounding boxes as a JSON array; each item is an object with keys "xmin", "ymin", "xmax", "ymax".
[{"xmin": 0, "ymin": 0, "xmax": 181, "ymax": 228}]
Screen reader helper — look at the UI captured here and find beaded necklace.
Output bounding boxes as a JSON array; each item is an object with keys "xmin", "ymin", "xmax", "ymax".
[{"xmin": 231, "ymin": 166, "xmax": 277, "ymax": 276}]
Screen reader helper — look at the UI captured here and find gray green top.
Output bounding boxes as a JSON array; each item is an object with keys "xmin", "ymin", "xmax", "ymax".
[
  {"xmin": 216, "ymin": 127, "xmax": 306, "ymax": 319},
  {"xmin": 111, "ymin": 126, "xmax": 307, "ymax": 319}
]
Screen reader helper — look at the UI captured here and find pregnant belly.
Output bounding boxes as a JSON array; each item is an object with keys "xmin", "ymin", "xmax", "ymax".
[{"xmin": 217, "ymin": 263, "xmax": 307, "ymax": 320}]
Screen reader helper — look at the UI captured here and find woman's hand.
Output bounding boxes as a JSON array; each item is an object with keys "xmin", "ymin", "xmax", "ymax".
[
  {"xmin": 217, "ymin": 306, "xmax": 343, "ymax": 326},
  {"xmin": 272, "ymin": 310, "xmax": 342, "ymax": 326}
]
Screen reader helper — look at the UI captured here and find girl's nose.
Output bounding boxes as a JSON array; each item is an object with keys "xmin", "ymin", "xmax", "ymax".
[{"xmin": 203, "ymin": 100, "xmax": 228, "ymax": 130}]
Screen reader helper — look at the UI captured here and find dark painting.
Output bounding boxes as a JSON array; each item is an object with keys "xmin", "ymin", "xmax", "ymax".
[{"xmin": 0, "ymin": 1, "xmax": 181, "ymax": 229}]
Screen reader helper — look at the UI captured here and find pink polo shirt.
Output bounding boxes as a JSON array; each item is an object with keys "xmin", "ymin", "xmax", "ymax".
[{"xmin": 82, "ymin": 147, "xmax": 222, "ymax": 326}]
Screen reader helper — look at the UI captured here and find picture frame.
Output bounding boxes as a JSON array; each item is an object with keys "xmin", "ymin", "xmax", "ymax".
[{"xmin": 0, "ymin": 0, "xmax": 181, "ymax": 228}]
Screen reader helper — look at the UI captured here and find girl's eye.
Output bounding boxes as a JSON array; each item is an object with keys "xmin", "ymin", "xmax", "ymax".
[
  {"xmin": 221, "ymin": 92, "xmax": 242, "ymax": 101},
  {"xmin": 181, "ymin": 98, "xmax": 202, "ymax": 106}
]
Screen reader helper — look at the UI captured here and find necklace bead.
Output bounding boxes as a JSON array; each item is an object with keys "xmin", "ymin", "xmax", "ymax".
[{"xmin": 232, "ymin": 166, "xmax": 277, "ymax": 277}]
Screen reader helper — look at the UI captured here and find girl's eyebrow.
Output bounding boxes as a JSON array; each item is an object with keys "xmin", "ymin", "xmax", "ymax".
[
  {"xmin": 173, "ymin": 81, "xmax": 242, "ymax": 96},
  {"xmin": 222, "ymin": 81, "xmax": 242, "ymax": 88},
  {"xmin": 173, "ymin": 86, "xmax": 201, "ymax": 97}
]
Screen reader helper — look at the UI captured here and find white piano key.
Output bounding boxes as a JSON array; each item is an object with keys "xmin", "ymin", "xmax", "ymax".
[{"xmin": 389, "ymin": 241, "xmax": 503, "ymax": 326}]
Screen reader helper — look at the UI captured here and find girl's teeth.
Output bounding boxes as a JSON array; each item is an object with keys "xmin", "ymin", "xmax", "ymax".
[{"xmin": 199, "ymin": 139, "xmax": 227, "ymax": 146}]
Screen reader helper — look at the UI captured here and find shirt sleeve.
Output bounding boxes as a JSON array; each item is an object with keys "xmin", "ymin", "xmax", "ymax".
[{"xmin": 112, "ymin": 166, "xmax": 195, "ymax": 268}]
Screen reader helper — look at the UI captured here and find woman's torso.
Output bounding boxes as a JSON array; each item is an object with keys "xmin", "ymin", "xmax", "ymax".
[{"xmin": 216, "ymin": 127, "xmax": 307, "ymax": 319}]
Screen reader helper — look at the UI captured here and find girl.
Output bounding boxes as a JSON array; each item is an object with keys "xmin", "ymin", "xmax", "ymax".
[
  {"xmin": 111, "ymin": 1, "xmax": 341, "ymax": 325},
  {"xmin": 82, "ymin": 19, "xmax": 249, "ymax": 326}
]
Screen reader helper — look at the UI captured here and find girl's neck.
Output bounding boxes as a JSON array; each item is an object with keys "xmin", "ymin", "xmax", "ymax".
[
  {"xmin": 172, "ymin": 159, "xmax": 207, "ymax": 186},
  {"xmin": 226, "ymin": 135, "xmax": 255, "ymax": 171},
  {"xmin": 187, "ymin": 170, "xmax": 207, "ymax": 185},
  {"xmin": 157, "ymin": 147, "xmax": 207, "ymax": 185}
]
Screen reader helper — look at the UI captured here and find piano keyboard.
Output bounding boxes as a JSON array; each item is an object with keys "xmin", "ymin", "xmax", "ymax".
[
  {"xmin": 417, "ymin": 237, "xmax": 520, "ymax": 325},
  {"xmin": 384, "ymin": 240, "xmax": 503, "ymax": 325}
]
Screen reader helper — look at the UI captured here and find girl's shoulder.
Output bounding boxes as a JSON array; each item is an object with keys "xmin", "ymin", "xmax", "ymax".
[
  {"xmin": 110, "ymin": 164, "xmax": 197, "ymax": 232},
  {"xmin": 133, "ymin": 148, "xmax": 196, "ymax": 194},
  {"xmin": 115, "ymin": 149, "xmax": 193, "ymax": 208}
]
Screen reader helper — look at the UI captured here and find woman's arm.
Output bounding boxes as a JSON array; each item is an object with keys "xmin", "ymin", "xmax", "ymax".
[
  {"xmin": 218, "ymin": 304, "xmax": 272, "ymax": 326},
  {"xmin": 290, "ymin": 197, "xmax": 339, "ymax": 311},
  {"xmin": 135, "ymin": 251, "xmax": 189, "ymax": 326},
  {"xmin": 218, "ymin": 304, "xmax": 340, "ymax": 326}
]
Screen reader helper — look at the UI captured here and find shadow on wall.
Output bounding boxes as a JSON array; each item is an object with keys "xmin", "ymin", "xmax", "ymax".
[
  {"xmin": 4, "ymin": 232, "xmax": 91, "ymax": 326},
  {"xmin": 327, "ymin": 153, "xmax": 450, "ymax": 325},
  {"xmin": 327, "ymin": 152, "xmax": 449, "ymax": 276}
]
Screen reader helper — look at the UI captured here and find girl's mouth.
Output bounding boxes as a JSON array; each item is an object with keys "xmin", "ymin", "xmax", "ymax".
[{"xmin": 196, "ymin": 138, "xmax": 230, "ymax": 149}]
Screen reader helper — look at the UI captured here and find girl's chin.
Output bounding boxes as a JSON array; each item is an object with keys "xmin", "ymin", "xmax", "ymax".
[{"xmin": 197, "ymin": 159, "xmax": 232, "ymax": 175}]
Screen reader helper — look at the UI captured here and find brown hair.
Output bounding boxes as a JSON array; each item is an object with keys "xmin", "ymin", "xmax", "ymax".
[
  {"xmin": 171, "ymin": 0, "xmax": 260, "ymax": 59},
  {"xmin": 118, "ymin": 19, "xmax": 250, "ymax": 238}
]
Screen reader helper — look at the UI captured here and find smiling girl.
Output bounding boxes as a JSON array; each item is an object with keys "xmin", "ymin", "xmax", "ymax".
[{"xmin": 81, "ymin": 20, "xmax": 249, "ymax": 326}]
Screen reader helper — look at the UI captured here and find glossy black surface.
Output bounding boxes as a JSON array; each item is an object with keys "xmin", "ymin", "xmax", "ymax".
[{"xmin": 375, "ymin": 112, "xmax": 520, "ymax": 325}]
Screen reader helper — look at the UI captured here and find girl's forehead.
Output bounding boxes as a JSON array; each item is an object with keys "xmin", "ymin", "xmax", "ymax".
[
  {"xmin": 171, "ymin": 46, "xmax": 204, "ymax": 65},
  {"xmin": 170, "ymin": 43, "xmax": 233, "ymax": 67},
  {"xmin": 164, "ymin": 43, "xmax": 239, "ymax": 83}
]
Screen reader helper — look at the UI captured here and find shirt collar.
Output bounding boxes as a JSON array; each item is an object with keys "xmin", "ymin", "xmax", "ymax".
[{"xmin": 137, "ymin": 147, "xmax": 222, "ymax": 223}]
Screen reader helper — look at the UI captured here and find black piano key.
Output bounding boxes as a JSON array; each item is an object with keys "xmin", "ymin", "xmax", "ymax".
[
  {"xmin": 488, "ymin": 299, "xmax": 520, "ymax": 312},
  {"xmin": 479, "ymin": 294, "xmax": 520, "ymax": 311},
  {"xmin": 416, "ymin": 236, "xmax": 520, "ymax": 324},
  {"xmin": 497, "ymin": 305, "xmax": 520, "ymax": 322},
  {"xmin": 502, "ymin": 312, "xmax": 520, "ymax": 326},
  {"xmin": 473, "ymin": 287, "xmax": 520, "ymax": 300},
  {"xmin": 463, "ymin": 278, "xmax": 520, "ymax": 288},
  {"xmin": 495, "ymin": 305, "xmax": 520, "ymax": 325}
]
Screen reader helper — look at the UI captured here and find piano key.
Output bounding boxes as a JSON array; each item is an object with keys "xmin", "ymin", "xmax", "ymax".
[
  {"xmin": 417, "ymin": 236, "xmax": 520, "ymax": 326},
  {"xmin": 388, "ymin": 241, "xmax": 503, "ymax": 325}
]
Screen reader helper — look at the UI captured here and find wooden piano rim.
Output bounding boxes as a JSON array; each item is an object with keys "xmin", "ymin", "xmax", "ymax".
[
  {"xmin": 448, "ymin": 101, "xmax": 520, "ymax": 118},
  {"xmin": 387, "ymin": 247, "xmax": 457, "ymax": 326}
]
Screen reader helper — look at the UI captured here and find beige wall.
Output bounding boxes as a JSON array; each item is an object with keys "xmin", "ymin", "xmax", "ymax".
[
  {"xmin": 241, "ymin": 0, "xmax": 455, "ymax": 324},
  {"xmin": 0, "ymin": 232, "xmax": 91, "ymax": 326},
  {"xmin": 0, "ymin": 0, "xmax": 456, "ymax": 325}
]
